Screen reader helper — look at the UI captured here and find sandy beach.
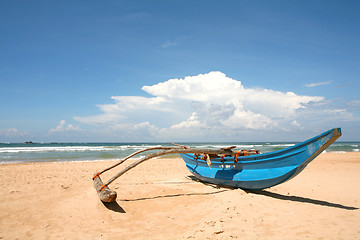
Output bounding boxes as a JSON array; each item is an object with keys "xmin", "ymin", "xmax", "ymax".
[{"xmin": 0, "ymin": 152, "xmax": 359, "ymax": 239}]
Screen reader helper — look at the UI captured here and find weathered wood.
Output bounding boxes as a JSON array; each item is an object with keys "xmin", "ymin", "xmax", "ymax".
[
  {"xmin": 92, "ymin": 146, "xmax": 185, "ymax": 202},
  {"xmin": 93, "ymin": 173, "xmax": 117, "ymax": 202},
  {"xmin": 93, "ymin": 145, "xmax": 259, "ymax": 202},
  {"xmin": 99, "ymin": 146, "xmax": 184, "ymax": 174},
  {"xmin": 104, "ymin": 148, "xmax": 236, "ymax": 186}
]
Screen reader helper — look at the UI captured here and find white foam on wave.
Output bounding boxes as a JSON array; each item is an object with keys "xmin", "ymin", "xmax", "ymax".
[
  {"xmin": 270, "ymin": 144, "xmax": 296, "ymax": 147},
  {"xmin": 324, "ymin": 150, "xmax": 348, "ymax": 153},
  {"xmin": 0, "ymin": 145, "xmax": 156, "ymax": 153},
  {"xmin": 0, "ymin": 146, "xmax": 106, "ymax": 153},
  {"xmin": 2, "ymin": 156, "xmax": 144, "ymax": 164}
]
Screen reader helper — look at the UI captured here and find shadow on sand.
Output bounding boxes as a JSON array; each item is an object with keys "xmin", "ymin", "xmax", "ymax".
[
  {"xmin": 103, "ymin": 176, "xmax": 358, "ymax": 212},
  {"xmin": 187, "ymin": 175, "xmax": 358, "ymax": 210},
  {"xmin": 188, "ymin": 176, "xmax": 358, "ymax": 210},
  {"xmin": 117, "ymin": 175, "xmax": 231, "ymax": 202},
  {"xmin": 119, "ymin": 189, "xmax": 229, "ymax": 202},
  {"xmin": 102, "ymin": 201, "xmax": 126, "ymax": 213},
  {"xmin": 246, "ymin": 189, "xmax": 359, "ymax": 210}
]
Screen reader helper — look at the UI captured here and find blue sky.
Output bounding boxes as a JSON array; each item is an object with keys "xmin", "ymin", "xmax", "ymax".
[{"xmin": 0, "ymin": 0, "xmax": 359, "ymax": 142}]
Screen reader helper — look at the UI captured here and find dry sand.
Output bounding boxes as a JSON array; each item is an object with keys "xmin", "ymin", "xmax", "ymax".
[{"xmin": 0, "ymin": 152, "xmax": 359, "ymax": 239}]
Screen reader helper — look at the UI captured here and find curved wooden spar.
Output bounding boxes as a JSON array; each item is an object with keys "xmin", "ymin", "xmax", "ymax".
[
  {"xmin": 98, "ymin": 146, "xmax": 185, "ymax": 174},
  {"xmin": 93, "ymin": 146, "xmax": 184, "ymax": 202},
  {"xmin": 105, "ymin": 147, "xmax": 240, "ymax": 186},
  {"xmin": 92, "ymin": 146, "xmax": 248, "ymax": 202}
]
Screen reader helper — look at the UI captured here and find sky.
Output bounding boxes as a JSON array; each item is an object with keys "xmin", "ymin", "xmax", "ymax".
[{"xmin": 0, "ymin": 0, "xmax": 359, "ymax": 142}]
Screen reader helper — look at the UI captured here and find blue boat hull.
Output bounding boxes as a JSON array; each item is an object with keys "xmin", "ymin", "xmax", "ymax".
[{"xmin": 180, "ymin": 128, "xmax": 342, "ymax": 189}]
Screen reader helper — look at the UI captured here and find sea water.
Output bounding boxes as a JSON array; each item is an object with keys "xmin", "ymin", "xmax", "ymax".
[{"xmin": 0, "ymin": 141, "xmax": 358, "ymax": 164}]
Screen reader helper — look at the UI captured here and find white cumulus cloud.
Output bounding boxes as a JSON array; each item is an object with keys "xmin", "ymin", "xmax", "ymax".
[
  {"xmin": 50, "ymin": 120, "xmax": 81, "ymax": 133},
  {"xmin": 0, "ymin": 128, "xmax": 31, "ymax": 142},
  {"xmin": 0, "ymin": 128, "xmax": 29, "ymax": 137},
  {"xmin": 73, "ymin": 71, "xmax": 340, "ymax": 141}
]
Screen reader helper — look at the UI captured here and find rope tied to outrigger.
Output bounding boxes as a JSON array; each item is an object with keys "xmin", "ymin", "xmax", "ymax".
[
  {"xmin": 100, "ymin": 184, "xmax": 108, "ymax": 192},
  {"xmin": 92, "ymin": 172, "xmax": 101, "ymax": 180},
  {"xmin": 234, "ymin": 151, "xmax": 240, "ymax": 163}
]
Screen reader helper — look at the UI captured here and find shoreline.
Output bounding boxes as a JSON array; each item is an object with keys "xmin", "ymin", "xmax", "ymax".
[
  {"xmin": 0, "ymin": 154, "xmax": 180, "ymax": 165},
  {"xmin": 0, "ymin": 151, "xmax": 358, "ymax": 165},
  {"xmin": 1, "ymin": 141, "xmax": 359, "ymax": 164},
  {"xmin": 0, "ymin": 152, "xmax": 359, "ymax": 239}
]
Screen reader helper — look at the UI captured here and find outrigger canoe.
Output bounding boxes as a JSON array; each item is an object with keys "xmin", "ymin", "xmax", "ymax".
[
  {"xmin": 93, "ymin": 128, "xmax": 341, "ymax": 202},
  {"xmin": 179, "ymin": 128, "xmax": 342, "ymax": 190}
]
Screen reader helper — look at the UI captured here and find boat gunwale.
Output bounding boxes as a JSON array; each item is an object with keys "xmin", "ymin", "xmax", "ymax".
[
  {"xmin": 180, "ymin": 128, "xmax": 342, "ymax": 190},
  {"xmin": 181, "ymin": 128, "xmax": 340, "ymax": 165},
  {"xmin": 184, "ymin": 128, "xmax": 340, "ymax": 162}
]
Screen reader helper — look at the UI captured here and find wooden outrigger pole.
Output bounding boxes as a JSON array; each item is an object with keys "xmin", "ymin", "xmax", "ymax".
[
  {"xmin": 93, "ymin": 128, "xmax": 342, "ymax": 203},
  {"xmin": 92, "ymin": 145, "xmax": 253, "ymax": 202}
]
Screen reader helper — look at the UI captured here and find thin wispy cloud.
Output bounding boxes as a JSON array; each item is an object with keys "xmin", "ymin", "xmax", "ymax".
[
  {"xmin": 304, "ymin": 81, "xmax": 332, "ymax": 87},
  {"xmin": 161, "ymin": 40, "xmax": 178, "ymax": 48},
  {"xmin": 160, "ymin": 37, "xmax": 186, "ymax": 48}
]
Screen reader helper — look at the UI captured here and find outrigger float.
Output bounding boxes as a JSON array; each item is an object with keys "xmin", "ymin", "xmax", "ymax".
[{"xmin": 93, "ymin": 128, "xmax": 341, "ymax": 202}]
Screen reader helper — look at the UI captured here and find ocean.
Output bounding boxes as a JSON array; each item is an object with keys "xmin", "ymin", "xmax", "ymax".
[{"xmin": 0, "ymin": 141, "xmax": 359, "ymax": 164}]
